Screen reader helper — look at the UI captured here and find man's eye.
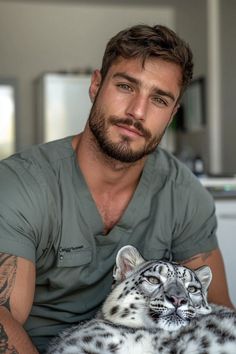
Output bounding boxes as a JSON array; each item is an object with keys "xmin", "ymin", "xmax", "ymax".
[
  {"xmin": 153, "ymin": 96, "xmax": 167, "ymax": 106},
  {"xmin": 117, "ymin": 83, "xmax": 132, "ymax": 91},
  {"xmin": 146, "ymin": 276, "xmax": 160, "ymax": 285}
]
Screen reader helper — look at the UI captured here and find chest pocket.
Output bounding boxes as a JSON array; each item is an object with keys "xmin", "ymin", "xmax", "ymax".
[{"xmin": 57, "ymin": 246, "xmax": 92, "ymax": 268}]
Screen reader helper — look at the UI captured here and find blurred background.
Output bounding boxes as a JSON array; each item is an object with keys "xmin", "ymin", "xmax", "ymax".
[
  {"xmin": 1, "ymin": 0, "xmax": 235, "ymax": 175},
  {"xmin": 0, "ymin": 0, "xmax": 236, "ymax": 305}
]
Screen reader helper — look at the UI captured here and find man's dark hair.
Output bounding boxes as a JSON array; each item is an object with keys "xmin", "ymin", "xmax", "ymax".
[{"xmin": 100, "ymin": 24, "xmax": 193, "ymax": 95}]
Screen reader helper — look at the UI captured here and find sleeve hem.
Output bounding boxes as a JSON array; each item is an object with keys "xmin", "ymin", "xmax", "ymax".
[
  {"xmin": 173, "ymin": 236, "xmax": 219, "ymax": 262},
  {"xmin": 0, "ymin": 236, "xmax": 36, "ymax": 263}
]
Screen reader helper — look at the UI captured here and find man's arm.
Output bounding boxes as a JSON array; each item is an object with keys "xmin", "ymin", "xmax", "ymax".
[
  {"xmin": 181, "ymin": 248, "xmax": 235, "ymax": 309},
  {"xmin": 0, "ymin": 253, "xmax": 39, "ymax": 353}
]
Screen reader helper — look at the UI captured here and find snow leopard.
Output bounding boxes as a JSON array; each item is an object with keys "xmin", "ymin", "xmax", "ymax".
[{"xmin": 47, "ymin": 245, "xmax": 236, "ymax": 354}]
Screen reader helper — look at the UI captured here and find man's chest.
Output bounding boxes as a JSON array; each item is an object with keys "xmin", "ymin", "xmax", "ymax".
[{"xmin": 95, "ymin": 195, "xmax": 131, "ymax": 234}]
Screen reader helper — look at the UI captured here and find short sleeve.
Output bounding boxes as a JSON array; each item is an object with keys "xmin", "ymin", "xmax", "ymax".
[
  {"xmin": 171, "ymin": 177, "xmax": 218, "ymax": 262},
  {"xmin": 0, "ymin": 158, "xmax": 50, "ymax": 263}
]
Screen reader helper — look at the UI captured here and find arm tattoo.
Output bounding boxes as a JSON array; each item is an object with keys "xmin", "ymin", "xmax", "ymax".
[
  {"xmin": 0, "ymin": 254, "xmax": 19, "ymax": 353},
  {"xmin": 0, "ymin": 253, "xmax": 17, "ymax": 309},
  {"xmin": 0, "ymin": 323, "xmax": 19, "ymax": 354},
  {"xmin": 181, "ymin": 251, "xmax": 213, "ymax": 265}
]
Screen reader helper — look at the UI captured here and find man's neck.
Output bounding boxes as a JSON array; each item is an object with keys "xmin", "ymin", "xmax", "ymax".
[
  {"xmin": 72, "ymin": 127, "xmax": 148, "ymax": 234},
  {"xmin": 72, "ymin": 127, "xmax": 146, "ymax": 195}
]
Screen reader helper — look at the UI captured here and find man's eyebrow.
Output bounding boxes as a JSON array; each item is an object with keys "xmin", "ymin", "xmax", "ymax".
[
  {"xmin": 113, "ymin": 72, "xmax": 176, "ymax": 102},
  {"xmin": 113, "ymin": 72, "xmax": 140, "ymax": 85}
]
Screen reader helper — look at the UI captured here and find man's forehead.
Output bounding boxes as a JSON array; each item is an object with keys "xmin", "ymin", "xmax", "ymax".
[
  {"xmin": 109, "ymin": 56, "xmax": 181, "ymax": 81},
  {"xmin": 108, "ymin": 56, "xmax": 180, "ymax": 73}
]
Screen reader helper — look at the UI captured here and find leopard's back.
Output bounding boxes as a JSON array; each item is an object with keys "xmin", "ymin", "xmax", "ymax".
[
  {"xmin": 49, "ymin": 320, "xmax": 155, "ymax": 354},
  {"xmin": 48, "ymin": 308, "xmax": 236, "ymax": 354}
]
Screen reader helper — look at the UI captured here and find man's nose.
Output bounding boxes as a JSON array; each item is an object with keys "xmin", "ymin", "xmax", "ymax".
[{"xmin": 125, "ymin": 94, "xmax": 148, "ymax": 121}]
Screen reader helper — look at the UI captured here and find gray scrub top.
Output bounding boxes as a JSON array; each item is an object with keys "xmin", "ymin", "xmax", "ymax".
[{"xmin": 0, "ymin": 136, "xmax": 218, "ymax": 352}]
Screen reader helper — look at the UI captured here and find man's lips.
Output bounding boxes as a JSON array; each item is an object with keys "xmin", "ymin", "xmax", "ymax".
[
  {"xmin": 115, "ymin": 123, "xmax": 144, "ymax": 137},
  {"xmin": 109, "ymin": 116, "xmax": 151, "ymax": 139}
]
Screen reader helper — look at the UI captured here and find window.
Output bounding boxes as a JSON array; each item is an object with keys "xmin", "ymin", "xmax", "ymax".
[{"xmin": 0, "ymin": 79, "xmax": 17, "ymax": 159}]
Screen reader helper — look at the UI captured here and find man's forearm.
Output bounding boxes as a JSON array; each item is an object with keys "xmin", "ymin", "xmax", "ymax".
[{"xmin": 0, "ymin": 306, "xmax": 39, "ymax": 354}]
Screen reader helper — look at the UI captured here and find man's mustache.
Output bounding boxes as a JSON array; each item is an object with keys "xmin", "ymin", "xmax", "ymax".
[{"xmin": 109, "ymin": 116, "xmax": 151, "ymax": 139}]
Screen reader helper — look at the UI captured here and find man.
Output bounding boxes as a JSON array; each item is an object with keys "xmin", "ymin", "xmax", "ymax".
[{"xmin": 0, "ymin": 24, "xmax": 233, "ymax": 354}]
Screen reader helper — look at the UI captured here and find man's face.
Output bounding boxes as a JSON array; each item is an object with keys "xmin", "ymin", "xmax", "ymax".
[{"xmin": 88, "ymin": 57, "xmax": 182, "ymax": 163}]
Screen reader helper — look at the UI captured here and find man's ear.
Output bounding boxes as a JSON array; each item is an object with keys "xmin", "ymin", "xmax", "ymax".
[
  {"xmin": 89, "ymin": 69, "xmax": 102, "ymax": 102},
  {"xmin": 171, "ymin": 103, "xmax": 180, "ymax": 119},
  {"xmin": 168, "ymin": 103, "xmax": 180, "ymax": 127}
]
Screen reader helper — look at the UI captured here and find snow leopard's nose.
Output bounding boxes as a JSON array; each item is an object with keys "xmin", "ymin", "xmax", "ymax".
[{"xmin": 166, "ymin": 294, "xmax": 187, "ymax": 308}]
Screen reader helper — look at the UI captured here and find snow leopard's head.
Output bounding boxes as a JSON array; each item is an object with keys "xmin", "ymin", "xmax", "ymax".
[{"xmin": 102, "ymin": 245, "xmax": 212, "ymax": 331}]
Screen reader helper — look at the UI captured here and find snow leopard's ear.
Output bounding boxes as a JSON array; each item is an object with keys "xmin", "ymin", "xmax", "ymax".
[
  {"xmin": 194, "ymin": 265, "xmax": 212, "ymax": 291},
  {"xmin": 113, "ymin": 245, "xmax": 145, "ymax": 282}
]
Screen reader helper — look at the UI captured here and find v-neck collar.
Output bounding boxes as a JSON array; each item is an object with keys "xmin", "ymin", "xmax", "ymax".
[{"xmin": 72, "ymin": 148, "xmax": 163, "ymax": 237}]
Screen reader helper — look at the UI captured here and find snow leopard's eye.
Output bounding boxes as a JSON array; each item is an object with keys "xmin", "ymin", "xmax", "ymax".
[
  {"xmin": 146, "ymin": 276, "xmax": 160, "ymax": 285},
  {"xmin": 188, "ymin": 285, "xmax": 199, "ymax": 293}
]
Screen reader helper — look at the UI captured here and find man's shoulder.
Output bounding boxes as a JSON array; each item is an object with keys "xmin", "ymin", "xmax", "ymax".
[
  {"xmin": 1, "ymin": 136, "xmax": 74, "ymax": 173},
  {"xmin": 0, "ymin": 136, "xmax": 76, "ymax": 200},
  {"xmin": 18, "ymin": 136, "xmax": 74, "ymax": 166},
  {"xmin": 150, "ymin": 148, "xmax": 214, "ymax": 210},
  {"xmin": 151, "ymin": 147, "xmax": 196, "ymax": 187}
]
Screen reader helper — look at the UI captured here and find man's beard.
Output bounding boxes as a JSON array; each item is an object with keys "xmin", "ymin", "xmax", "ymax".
[{"xmin": 88, "ymin": 103, "xmax": 165, "ymax": 163}]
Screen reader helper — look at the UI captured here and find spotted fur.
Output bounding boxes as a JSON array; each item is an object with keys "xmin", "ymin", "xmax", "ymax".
[{"xmin": 47, "ymin": 245, "xmax": 236, "ymax": 354}]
